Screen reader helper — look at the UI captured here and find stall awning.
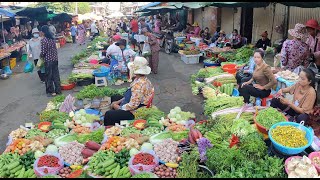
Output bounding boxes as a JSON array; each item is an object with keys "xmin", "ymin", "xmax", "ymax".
[
  {"xmin": 14, "ymin": 7, "xmax": 48, "ymax": 18},
  {"xmin": 135, "ymin": 2, "xmax": 162, "ymax": 12},
  {"xmin": 168, "ymin": 2, "xmax": 214, "ymax": 9},
  {"xmin": 0, "ymin": 8, "xmax": 15, "ymax": 17},
  {"xmin": 279, "ymin": 2, "xmax": 320, "ymax": 8},
  {"xmin": 208, "ymin": 2, "xmax": 271, "ymax": 8}
]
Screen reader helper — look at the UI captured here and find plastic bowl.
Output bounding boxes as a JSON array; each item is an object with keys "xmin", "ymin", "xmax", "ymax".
[
  {"xmin": 133, "ymin": 119, "xmax": 147, "ymax": 130},
  {"xmin": 222, "ymin": 64, "xmax": 237, "ymax": 74},
  {"xmin": 268, "ymin": 122, "xmax": 314, "ymax": 155},
  {"xmin": 89, "ymin": 59, "xmax": 99, "ymax": 64},
  {"xmin": 232, "ymin": 88, "xmax": 239, "ymax": 97},
  {"xmin": 309, "ymin": 152, "xmax": 320, "ymax": 172},
  {"xmin": 254, "ymin": 112, "xmax": 288, "ymax": 135},
  {"xmin": 61, "ymin": 82, "xmax": 76, "ymax": 90},
  {"xmin": 38, "ymin": 122, "xmax": 52, "ymax": 132},
  {"xmin": 284, "ymin": 156, "xmax": 302, "ymax": 174}
]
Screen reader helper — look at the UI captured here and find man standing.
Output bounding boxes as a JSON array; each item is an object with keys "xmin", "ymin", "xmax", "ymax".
[
  {"xmin": 130, "ymin": 17, "xmax": 139, "ymax": 40},
  {"xmin": 90, "ymin": 20, "xmax": 99, "ymax": 40},
  {"xmin": 47, "ymin": 21, "xmax": 56, "ymax": 37},
  {"xmin": 70, "ymin": 23, "xmax": 77, "ymax": 43},
  {"xmin": 139, "ymin": 18, "xmax": 152, "ymax": 33}
]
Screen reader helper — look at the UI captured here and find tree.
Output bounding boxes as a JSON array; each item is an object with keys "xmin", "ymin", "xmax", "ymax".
[{"xmin": 36, "ymin": 2, "xmax": 91, "ymax": 14}]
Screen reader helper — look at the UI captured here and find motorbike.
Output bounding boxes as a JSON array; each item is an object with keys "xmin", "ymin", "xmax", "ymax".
[{"xmin": 153, "ymin": 29, "xmax": 178, "ymax": 54}]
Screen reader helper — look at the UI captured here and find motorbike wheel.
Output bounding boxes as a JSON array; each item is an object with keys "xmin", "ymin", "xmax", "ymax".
[{"xmin": 165, "ymin": 41, "xmax": 172, "ymax": 54}]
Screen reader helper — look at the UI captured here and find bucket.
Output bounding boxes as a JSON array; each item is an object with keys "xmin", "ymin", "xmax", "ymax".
[{"xmin": 21, "ymin": 54, "xmax": 28, "ymax": 62}]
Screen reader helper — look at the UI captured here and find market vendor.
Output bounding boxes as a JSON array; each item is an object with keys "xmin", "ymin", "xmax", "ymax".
[
  {"xmin": 201, "ymin": 27, "xmax": 211, "ymax": 45},
  {"xmin": 104, "ymin": 56, "xmax": 154, "ymax": 126},
  {"xmin": 211, "ymin": 26, "xmax": 221, "ymax": 43},
  {"xmin": 235, "ymin": 56, "xmax": 256, "ymax": 87},
  {"xmin": 305, "ymin": 19, "xmax": 320, "ymax": 69},
  {"xmin": 230, "ymin": 29, "xmax": 242, "ymax": 49},
  {"xmin": 239, "ymin": 49, "xmax": 277, "ymax": 106},
  {"xmin": 183, "ymin": 23, "xmax": 193, "ymax": 34},
  {"xmin": 271, "ymin": 68, "xmax": 317, "ymax": 123},
  {"xmin": 106, "ymin": 38, "xmax": 136, "ymax": 85},
  {"xmin": 255, "ymin": 31, "xmax": 271, "ymax": 50},
  {"xmin": 215, "ymin": 30, "xmax": 227, "ymax": 47},
  {"xmin": 154, "ymin": 16, "xmax": 162, "ymax": 34},
  {"xmin": 187, "ymin": 22, "xmax": 201, "ymax": 40},
  {"xmin": 280, "ymin": 23, "xmax": 309, "ymax": 73}
]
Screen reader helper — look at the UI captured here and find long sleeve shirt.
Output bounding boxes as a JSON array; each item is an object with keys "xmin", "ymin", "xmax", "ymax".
[
  {"xmin": 40, "ymin": 37, "xmax": 58, "ymax": 62},
  {"xmin": 252, "ymin": 63, "xmax": 277, "ymax": 90},
  {"xmin": 121, "ymin": 76, "xmax": 154, "ymax": 111},
  {"xmin": 306, "ymin": 34, "xmax": 320, "ymax": 57},
  {"xmin": 280, "ymin": 39, "xmax": 309, "ymax": 71},
  {"xmin": 147, "ymin": 34, "xmax": 160, "ymax": 52},
  {"xmin": 28, "ymin": 38, "xmax": 42, "ymax": 60}
]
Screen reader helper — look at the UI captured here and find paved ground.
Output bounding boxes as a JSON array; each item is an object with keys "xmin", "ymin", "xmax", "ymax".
[{"xmin": 0, "ymin": 42, "xmax": 205, "ymax": 152}]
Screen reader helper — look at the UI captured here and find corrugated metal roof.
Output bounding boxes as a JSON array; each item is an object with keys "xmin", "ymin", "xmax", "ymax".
[
  {"xmin": 280, "ymin": 2, "xmax": 320, "ymax": 8},
  {"xmin": 209, "ymin": 2, "xmax": 270, "ymax": 8}
]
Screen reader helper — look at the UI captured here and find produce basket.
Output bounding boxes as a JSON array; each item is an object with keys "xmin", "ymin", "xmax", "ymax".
[
  {"xmin": 180, "ymin": 53, "xmax": 202, "ymax": 64},
  {"xmin": 76, "ymin": 78, "xmax": 94, "ymax": 86},
  {"xmin": 222, "ymin": 64, "xmax": 237, "ymax": 74},
  {"xmin": 308, "ymin": 152, "xmax": 320, "ymax": 172},
  {"xmin": 38, "ymin": 122, "xmax": 52, "ymax": 133},
  {"xmin": 93, "ymin": 67, "xmax": 110, "ymax": 77},
  {"xmin": 133, "ymin": 119, "xmax": 147, "ymax": 130},
  {"xmin": 284, "ymin": 156, "xmax": 302, "ymax": 174},
  {"xmin": 254, "ymin": 112, "xmax": 288, "ymax": 135},
  {"xmin": 61, "ymin": 82, "xmax": 76, "ymax": 90},
  {"xmin": 268, "ymin": 122, "xmax": 314, "ymax": 155},
  {"xmin": 129, "ymin": 150, "xmax": 159, "ymax": 175}
]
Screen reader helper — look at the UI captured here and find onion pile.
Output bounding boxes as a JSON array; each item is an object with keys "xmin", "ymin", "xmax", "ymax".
[
  {"xmin": 154, "ymin": 139, "xmax": 179, "ymax": 163},
  {"xmin": 58, "ymin": 141, "xmax": 85, "ymax": 165},
  {"xmin": 153, "ymin": 164, "xmax": 177, "ymax": 178},
  {"xmin": 58, "ymin": 167, "xmax": 72, "ymax": 178}
]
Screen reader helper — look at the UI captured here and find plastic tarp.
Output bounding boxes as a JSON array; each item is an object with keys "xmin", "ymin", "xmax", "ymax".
[
  {"xmin": 208, "ymin": 2, "xmax": 270, "ymax": 8},
  {"xmin": 53, "ymin": 13, "xmax": 72, "ymax": 22},
  {"xmin": 15, "ymin": 7, "xmax": 48, "ymax": 18},
  {"xmin": 135, "ymin": 2, "xmax": 162, "ymax": 12},
  {"xmin": 279, "ymin": 2, "xmax": 320, "ymax": 8},
  {"xmin": 0, "ymin": 8, "xmax": 15, "ymax": 17}
]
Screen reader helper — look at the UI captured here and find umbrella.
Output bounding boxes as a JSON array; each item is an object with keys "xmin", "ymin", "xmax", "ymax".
[{"xmin": 0, "ymin": 8, "xmax": 15, "ymax": 43}]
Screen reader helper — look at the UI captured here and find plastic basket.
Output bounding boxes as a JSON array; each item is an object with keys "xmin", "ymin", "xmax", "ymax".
[
  {"xmin": 309, "ymin": 152, "xmax": 320, "ymax": 173},
  {"xmin": 33, "ymin": 153, "xmax": 64, "ymax": 177},
  {"xmin": 268, "ymin": 122, "xmax": 314, "ymax": 155},
  {"xmin": 129, "ymin": 150, "xmax": 159, "ymax": 175},
  {"xmin": 180, "ymin": 54, "xmax": 201, "ymax": 64},
  {"xmin": 254, "ymin": 112, "xmax": 288, "ymax": 135},
  {"xmin": 284, "ymin": 156, "xmax": 302, "ymax": 174},
  {"xmin": 21, "ymin": 54, "xmax": 28, "ymax": 62}
]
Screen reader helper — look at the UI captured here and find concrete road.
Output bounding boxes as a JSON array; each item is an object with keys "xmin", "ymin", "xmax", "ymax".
[{"xmin": 0, "ymin": 43, "xmax": 205, "ymax": 152}]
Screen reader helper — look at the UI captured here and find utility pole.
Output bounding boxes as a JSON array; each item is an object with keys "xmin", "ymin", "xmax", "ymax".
[{"xmin": 75, "ymin": 2, "xmax": 78, "ymax": 15}]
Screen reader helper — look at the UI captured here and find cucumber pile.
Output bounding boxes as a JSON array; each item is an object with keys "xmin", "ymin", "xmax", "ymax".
[
  {"xmin": 217, "ymin": 83, "xmax": 235, "ymax": 96},
  {"xmin": 0, "ymin": 153, "xmax": 36, "ymax": 178}
]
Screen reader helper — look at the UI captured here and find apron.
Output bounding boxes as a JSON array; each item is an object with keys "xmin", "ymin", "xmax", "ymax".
[{"xmin": 120, "ymin": 88, "xmax": 146, "ymax": 109}]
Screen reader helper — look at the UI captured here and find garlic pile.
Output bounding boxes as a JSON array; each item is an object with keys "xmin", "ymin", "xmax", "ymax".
[
  {"xmin": 9, "ymin": 128, "xmax": 28, "ymax": 140},
  {"xmin": 105, "ymin": 126, "xmax": 122, "ymax": 136},
  {"xmin": 154, "ymin": 139, "xmax": 179, "ymax": 163},
  {"xmin": 28, "ymin": 141, "xmax": 45, "ymax": 152},
  {"xmin": 58, "ymin": 141, "xmax": 85, "ymax": 165},
  {"xmin": 286, "ymin": 156, "xmax": 319, "ymax": 178}
]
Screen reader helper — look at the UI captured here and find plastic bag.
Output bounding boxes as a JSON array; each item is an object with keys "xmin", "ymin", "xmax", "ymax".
[
  {"xmin": 129, "ymin": 150, "xmax": 159, "ymax": 175},
  {"xmin": 33, "ymin": 152, "xmax": 64, "ymax": 177},
  {"xmin": 3, "ymin": 66, "xmax": 12, "ymax": 75},
  {"xmin": 24, "ymin": 61, "xmax": 34, "ymax": 73},
  {"xmin": 6, "ymin": 135, "xmax": 13, "ymax": 147},
  {"xmin": 142, "ymin": 43, "xmax": 151, "ymax": 54},
  {"xmin": 36, "ymin": 58, "xmax": 44, "ymax": 68}
]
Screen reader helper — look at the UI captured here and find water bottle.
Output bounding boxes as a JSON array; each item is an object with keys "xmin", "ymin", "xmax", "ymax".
[{"xmin": 256, "ymin": 98, "xmax": 261, "ymax": 106}]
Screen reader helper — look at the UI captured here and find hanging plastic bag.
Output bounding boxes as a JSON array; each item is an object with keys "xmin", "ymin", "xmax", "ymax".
[
  {"xmin": 36, "ymin": 58, "xmax": 44, "ymax": 68},
  {"xmin": 293, "ymin": 65, "xmax": 304, "ymax": 75},
  {"xmin": 3, "ymin": 66, "xmax": 12, "ymax": 75},
  {"xmin": 142, "ymin": 43, "xmax": 151, "ymax": 55},
  {"xmin": 24, "ymin": 61, "xmax": 34, "ymax": 73}
]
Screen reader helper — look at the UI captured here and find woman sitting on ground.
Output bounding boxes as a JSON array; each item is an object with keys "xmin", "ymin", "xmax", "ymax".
[
  {"xmin": 104, "ymin": 57, "xmax": 154, "ymax": 126},
  {"xmin": 201, "ymin": 27, "xmax": 211, "ymax": 45},
  {"xmin": 215, "ymin": 30, "xmax": 227, "ymax": 47},
  {"xmin": 255, "ymin": 31, "xmax": 271, "ymax": 50},
  {"xmin": 187, "ymin": 22, "xmax": 201, "ymax": 40},
  {"xmin": 231, "ymin": 29, "xmax": 242, "ymax": 49},
  {"xmin": 271, "ymin": 68, "xmax": 317, "ymax": 123},
  {"xmin": 239, "ymin": 49, "xmax": 277, "ymax": 106}
]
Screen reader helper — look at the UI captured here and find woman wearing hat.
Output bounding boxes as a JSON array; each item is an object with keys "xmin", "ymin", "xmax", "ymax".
[
  {"xmin": 255, "ymin": 31, "xmax": 271, "ymax": 50},
  {"xmin": 28, "ymin": 28, "xmax": 46, "ymax": 83},
  {"xmin": 104, "ymin": 57, "xmax": 154, "ymax": 126},
  {"xmin": 215, "ymin": 30, "xmax": 227, "ymax": 47},
  {"xmin": 187, "ymin": 22, "xmax": 201, "ymax": 40},
  {"xmin": 305, "ymin": 19, "xmax": 320, "ymax": 68},
  {"xmin": 280, "ymin": 23, "xmax": 309, "ymax": 73},
  {"xmin": 142, "ymin": 27, "xmax": 160, "ymax": 74},
  {"xmin": 77, "ymin": 20, "xmax": 86, "ymax": 46}
]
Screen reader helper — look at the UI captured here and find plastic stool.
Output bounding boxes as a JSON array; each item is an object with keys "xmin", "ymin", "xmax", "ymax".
[
  {"xmin": 261, "ymin": 94, "xmax": 273, "ymax": 106},
  {"xmin": 95, "ymin": 76, "xmax": 108, "ymax": 87}
]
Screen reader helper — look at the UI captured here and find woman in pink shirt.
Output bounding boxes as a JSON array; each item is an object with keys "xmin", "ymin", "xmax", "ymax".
[
  {"xmin": 154, "ymin": 16, "xmax": 162, "ymax": 34},
  {"xmin": 305, "ymin": 19, "xmax": 320, "ymax": 68},
  {"xmin": 187, "ymin": 22, "xmax": 201, "ymax": 40}
]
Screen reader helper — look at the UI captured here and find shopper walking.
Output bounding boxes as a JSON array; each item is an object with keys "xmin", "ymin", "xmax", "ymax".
[
  {"xmin": 77, "ymin": 20, "xmax": 86, "ymax": 45},
  {"xmin": 28, "ymin": 28, "xmax": 46, "ymax": 83},
  {"xmin": 70, "ymin": 23, "xmax": 77, "ymax": 44},
  {"xmin": 40, "ymin": 25, "xmax": 61, "ymax": 97},
  {"xmin": 142, "ymin": 28, "xmax": 160, "ymax": 74}
]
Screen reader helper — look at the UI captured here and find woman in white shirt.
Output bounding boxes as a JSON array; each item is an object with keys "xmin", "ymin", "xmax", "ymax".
[{"xmin": 28, "ymin": 28, "xmax": 45, "ymax": 83}]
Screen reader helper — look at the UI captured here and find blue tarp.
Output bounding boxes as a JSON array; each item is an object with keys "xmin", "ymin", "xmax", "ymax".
[
  {"xmin": 136, "ymin": 2, "xmax": 162, "ymax": 12},
  {"xmin": 0, "ymin": 8, "xmax": 15, "ymax": 17}
]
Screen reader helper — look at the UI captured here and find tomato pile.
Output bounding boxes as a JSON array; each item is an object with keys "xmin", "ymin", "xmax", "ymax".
[
  {"xmin": 38, "ymin": 155, "xmax": 60, "ymax": 167},
  {"xmin": 132, "ymin": 153, "xmax": 155, "ymax": 166}
]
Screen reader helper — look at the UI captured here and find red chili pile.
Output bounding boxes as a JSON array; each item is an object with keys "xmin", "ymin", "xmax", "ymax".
[
  {"xmin": 38, "ymin": 155, "xmax": 60, "ymax": 167},
  {"xmin": 132, "ymin": 153, "xmax": 155, "ymax": 165}
]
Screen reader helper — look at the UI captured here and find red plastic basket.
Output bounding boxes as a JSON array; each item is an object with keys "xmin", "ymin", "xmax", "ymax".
[
  {"xmin": 61, "ymin": 82, "xmax": 76, "ymax": 90},
  {"xmin": 254, "ymin": 112, "xmax": 288, "ymax": 135},
  {"xmin": 38, "ymin": 122, "xmax": 52, "ymax": 133}
]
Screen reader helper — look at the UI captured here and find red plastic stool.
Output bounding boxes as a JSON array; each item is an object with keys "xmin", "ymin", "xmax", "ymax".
[
  {"xmin": 206, "ymin": 51, "xmax": 213, "ymax": 58},
  {"xmin": 261, "ymin": 94, "xmax": 273, "ymax": 106}
]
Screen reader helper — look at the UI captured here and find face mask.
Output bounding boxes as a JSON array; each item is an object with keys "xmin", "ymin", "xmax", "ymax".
[{"xmin": 33, "ymin": 34, "xmax": 39, "ymax": 38}]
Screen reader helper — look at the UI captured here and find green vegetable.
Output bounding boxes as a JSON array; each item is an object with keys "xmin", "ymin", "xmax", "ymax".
[
  {"xmin": 177, "ymin": 149, "xmax": 200, "ymax": 178},
  {"xmin": 114, "ymin": 149, "xmax": 130, "ymax": 168},
  {"xmin": 120, "ymin": 127, "xmax": 140, "ymax": 137},
  {"xmin": 134, "ymin": 107, "xmax": 165, "ymax": 121},
  {"xmin": 19, "ymin": 152, "xmax": 35, "ymax": 169},
  {"xmin": 255, "ymin": 107, "xmax": 286, "ymax": 129},
  {"xmin": 54, "ymin": 134, "xmax": 78, "ymax": 146},
  {"xmin": 25, "ymin": 129, "xmax": 46, "ymax": 139},
  {"xmin": 132, "ymin": 172, "xmax": 155, "ymax": 178},
  {"xmin": 51, "ymin": 94, "xmax": 66, "ymax": 104},
  {"xmin": 39, "ymin": 110, "xmax": 69, "ymax": 123},
  {"xmin": 234, "ymin": 46, "xmax": 254, "ymax": 64},
  {"xmin": 47, "ymin": 129, "xmax": 67, "ymax": 139},
  {"xmin": 75, "ymin": 84, "xmax": 126, "ymax": 100},
  {"xmin": 204, "ymin": 97, "xmax": 244, "ymax": 116},
  {"xmin": 171, "ymin": 130, "xmax": 189, "ymax": 141},
  {"xmin": 77, "ymin": 127, "xmax": 104, "ymax": 144},
  {"xmin": 238, "ymin": 132, "xmax": 268, "ymax": 160},
  {"xmin": 231, "ymin": 118, "xmax": 255, "ymax": 138},
  {"xmin": 149, "ymin": 131, "xmax": 173, "ymax": 144},
  {"xmin": 141, "ymin": 127, "xmax": 161, "ymax": 136}
]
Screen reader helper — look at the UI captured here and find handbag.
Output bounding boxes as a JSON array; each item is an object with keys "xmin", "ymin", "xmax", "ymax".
[{"xmin": 36, "ymin": 58, "xmax": 44, "ymax": 68}]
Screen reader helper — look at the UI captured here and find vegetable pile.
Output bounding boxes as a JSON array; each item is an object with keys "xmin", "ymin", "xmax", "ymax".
[
  {"xmin": 255, "ymin": 107, "xmax": 287, "ymax": 129},
  {"xmin": 271, "ymin": 125, "xmax": 308, "ymax": 148}
]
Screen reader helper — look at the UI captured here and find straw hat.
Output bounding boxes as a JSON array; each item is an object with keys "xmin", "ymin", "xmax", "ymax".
[
  {"xmin": 128, "ymin": 57, "xmax": 151, "ymax": 75},
  {"xmin": 192, "ymin": 22, "xmax": 199, "ymax": 26},
  {"xmin": 305, "ymin": 19, "xmax": 320, "ymax": 30},
  {"xmin": 219, "ymin": 30, "xmax": 225, "ymax": 35},
  {"xmin": 288, "ymin": 23, "xmax": 308, "ymax": 39},
  {"xmin": 32, "ymin": 28, "xmax": 39, "ymax": 34}
]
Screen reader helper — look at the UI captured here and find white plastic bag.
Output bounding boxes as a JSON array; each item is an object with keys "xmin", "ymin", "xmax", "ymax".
[{"xmin": 142, "ymin": 43, "xmax": 151, "ymax": 54}]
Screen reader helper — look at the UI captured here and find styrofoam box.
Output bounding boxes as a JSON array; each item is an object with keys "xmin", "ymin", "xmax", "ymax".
[{"xmin": 181, "ymin": 54, "xmax": 201, "ymax": 64}]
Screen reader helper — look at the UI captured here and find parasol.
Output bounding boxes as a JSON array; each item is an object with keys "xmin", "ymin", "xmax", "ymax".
[{"xmin": 0, "ymin": 8, "xmax": 16, "ymax": 43}]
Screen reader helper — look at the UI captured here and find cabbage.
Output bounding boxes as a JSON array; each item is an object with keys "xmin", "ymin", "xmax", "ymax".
[
  {"xmin": 80, "ymin": 116, "xmax": 86, "ymax": 122},
  {"xmin": 79, "ymin": 109, "xmax": 86, "ymax": 115},
  {"xmin": 46, "ymin": 144, "xmax": 58, "ymax": 153},
  {"xmin": 141, "ymin": 143, "xmax": 153, "ymax": 151},
  {"xmin": 74, "ymin": 113, "xmax": 81, "ymax": 120},
  {"xmin": 34, "ymin": 150, "xmax": 44, "ymax": 159},
  {"xmin": 174, "ymin": 106, "xmax": 182, "ymax": 112},
  {"xmin": 130, "ymin": 148, "xmax": 139, "ymax": 157}
]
